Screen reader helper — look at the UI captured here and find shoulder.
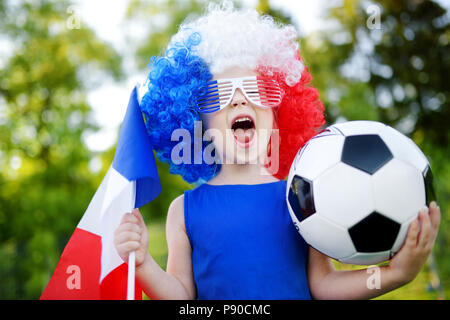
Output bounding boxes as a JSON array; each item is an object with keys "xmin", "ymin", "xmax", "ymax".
[
  {"xmin": 166, "ymin": 193, "xmax": 186, "ymax": 235},
  {"xmin": 169, "ymin": 193, "xmax": 185, "ymax": 213}
]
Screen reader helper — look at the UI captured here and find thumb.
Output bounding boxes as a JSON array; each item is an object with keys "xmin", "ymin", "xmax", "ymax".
[{"xmin": 132, "ymin": 208, "xmax": 145, "ymax": 226}]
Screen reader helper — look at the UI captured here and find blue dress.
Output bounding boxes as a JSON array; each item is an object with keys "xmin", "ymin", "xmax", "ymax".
[{"xmin": 184, "ymin": 180, "xmax": 311, "ymax": 300}]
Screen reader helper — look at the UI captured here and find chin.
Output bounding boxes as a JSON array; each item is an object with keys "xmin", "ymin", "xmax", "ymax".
[
  {"xmin": 219, "ymin": 129, "xmax": 270, "ymax": 165},
  {"xmin": 228, "ymin": 144, "xmax": 268, "ymax": 165},
  {"xmin": 234, "ymin": 153, "xmax": 258, "ymax": 165}
]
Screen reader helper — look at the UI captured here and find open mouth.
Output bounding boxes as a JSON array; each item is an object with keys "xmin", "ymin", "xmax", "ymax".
[{"xmin": 231, "ymin": 115, "xmax": 256, "ymax": 148}]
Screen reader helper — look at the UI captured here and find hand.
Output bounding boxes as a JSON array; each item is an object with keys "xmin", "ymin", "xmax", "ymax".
[
  {"xmin": 114, "ymin": 208, "xmax": 149, "ymax": 267},
  {"xmin": 388, "ymin": 201, "xmax": 441, "ymax": 285}
]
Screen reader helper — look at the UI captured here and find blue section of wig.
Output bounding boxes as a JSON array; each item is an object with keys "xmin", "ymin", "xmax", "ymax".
[{"xmin": 140, "ymin": 31, "xmax": 220, "ymax": 184}]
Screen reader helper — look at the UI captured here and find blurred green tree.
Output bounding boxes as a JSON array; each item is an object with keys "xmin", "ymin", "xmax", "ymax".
[
  {"xmin": 0, "ymin": 0, "xmax": 122, "ymax": 298},
  {"xmin": 126, "ymin": 0, "xmax": 213, "ymax": 69}
]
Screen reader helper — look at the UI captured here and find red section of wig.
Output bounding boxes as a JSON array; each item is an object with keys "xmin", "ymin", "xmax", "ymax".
[{"xmin": 257, "ymin": 52, "xmax": 325, "ymax": 180}]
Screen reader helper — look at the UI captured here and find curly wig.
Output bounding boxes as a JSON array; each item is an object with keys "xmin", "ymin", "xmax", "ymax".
[{"xmin": 139, "ymin": 1, "xmax": 325, "ymax": 184}]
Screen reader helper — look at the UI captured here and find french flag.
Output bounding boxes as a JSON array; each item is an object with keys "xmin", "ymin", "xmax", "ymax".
[{"xmin": 40, "ymin": 86, "xmax": 160, "ymax": 299}]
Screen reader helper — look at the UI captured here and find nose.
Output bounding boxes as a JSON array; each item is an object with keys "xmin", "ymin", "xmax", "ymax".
[{"xmin": 230, "ymin": 89, "xmax": 248, "ymax": 108}]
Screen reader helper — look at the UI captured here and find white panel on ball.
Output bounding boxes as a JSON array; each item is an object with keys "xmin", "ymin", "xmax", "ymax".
[
  {"xmin": 299, "ymin": 214, "xmax": 356, "ymax": 260},
  {"xmin": 294, "ymin": 135, "xmax": 345, "ymax": 181},
  {"xmin": 379, "ymin": 125, "xmax": 429, "ymax": 172},
  {"xmin": 314, "ymin": 162, "xmax": 375, "ymax": 228},
  {"xmin": 341, "ymin": 251, "xmax": 391, "ymax": 265},
  {"xmin": 372, "ymin": 158, "xmax": 425, "ymax": 224},
  {"xmin": 331, "ymin": 120, "xmax": 386, "ymax": 137}
]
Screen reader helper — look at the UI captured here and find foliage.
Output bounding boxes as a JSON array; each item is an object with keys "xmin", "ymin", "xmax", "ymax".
[
  {"xmin": 0, "ymin": 0, "xmax": 122, "ymax": 298},
  {"xmin": 126, "ymin": 0, "xmax": 220, "ymax": 69}
]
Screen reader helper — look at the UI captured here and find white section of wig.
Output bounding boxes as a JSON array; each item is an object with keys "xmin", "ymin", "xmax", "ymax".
[{"xmin": 168, "ymin": 1, "xmax": 304, "ymax": 86}]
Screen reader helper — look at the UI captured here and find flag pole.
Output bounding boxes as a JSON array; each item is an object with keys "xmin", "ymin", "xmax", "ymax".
[
  {"xmin": 127, "ymin": 181, "xmax": 137, "ymax": 300},
  {"xmin": 127, "ymin": 251, "xmax": 136, "ymax": 300}
]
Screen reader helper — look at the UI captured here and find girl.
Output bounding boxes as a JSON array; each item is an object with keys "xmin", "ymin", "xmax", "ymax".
[{"xmin": 114, "ymin": 3, "xmax": 441, "ymax": 299}]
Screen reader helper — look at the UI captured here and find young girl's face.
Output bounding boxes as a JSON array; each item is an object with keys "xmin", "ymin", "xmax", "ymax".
[{"xmin": 200, "ymin": 66, "xmax": 275, "ymax": 166}]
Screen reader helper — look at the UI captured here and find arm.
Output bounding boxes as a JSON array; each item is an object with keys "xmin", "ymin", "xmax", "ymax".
[
  {"xmin": 114, "ymin": 194, "xmax": 196, "ymax": 299},
  {"xmin": 307, "ymin": 202, "xmax": 441, "ymax": 300},
  {"xmin": 307, "ymin": 247, "xmax": 402, "ymax": 299},
  {"xmin": 137, "ymin": 194, "xmax": 196, "ymax": 299}
]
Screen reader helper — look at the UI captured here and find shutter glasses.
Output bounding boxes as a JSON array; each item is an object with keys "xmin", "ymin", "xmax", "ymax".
[{"xmin": 195, "ymin": 76, "xmax": 283, "ymax": 113}]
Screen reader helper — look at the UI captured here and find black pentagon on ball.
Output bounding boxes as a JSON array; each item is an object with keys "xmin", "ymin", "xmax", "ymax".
[
  {"xmin": 288, "ymin": 175, "xmax": 315, "ymax": 222},
  {"xmin": 423, "ymin": 165, "xmax": 437, "ymax": 205},
  {"xmin": 348, "ymin": 211, "xmax": 401, "ymax": 253},
  {"xmin": 341, "ymin": 134, "xmax": 393, "ymax": 175}
]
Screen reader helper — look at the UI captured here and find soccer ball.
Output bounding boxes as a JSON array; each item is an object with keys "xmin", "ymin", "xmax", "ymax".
[{"xmin": 286, "ymin": 120, "xmax": 435, "ymax": 265}]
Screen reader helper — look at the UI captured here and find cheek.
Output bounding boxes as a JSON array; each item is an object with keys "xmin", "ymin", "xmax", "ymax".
[
  {"xmin": 257, "ymin": 109, "xmax": 276, "ymax": 154},
  {"xmin": 209, "ymin": 109, "xmax": 228, "ymax": 132},
  {"xmin": 201, "ymin": 111, "xmax": 228, "ymax": 148},
  {"xmin": 257, "ymin": 109, "xmax": 275, "ymax": 131}
]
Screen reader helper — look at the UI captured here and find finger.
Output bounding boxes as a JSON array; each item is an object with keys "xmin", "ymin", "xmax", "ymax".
[
  {"xmin": 114, "ymin": 222, "xmax": 141, "ymax": 239},
  {"xmin": 117, "ymin": 222, "xmax": 142, "ymax": 234},
  {"xmin": 132, "ymin": 208, "xmax": 145, "ymax": 225},
  {"xmin": 115, "ymin": 230, "xmax": 141, "ymax": 244},
  {"xmin": 120, "ymin": 212, "xmax": 131, "ymax": 223},
  {"xmin": 429, "ymin": 201, "xmax": 442, "ymax": 231},
  {"xmin": 418, "ymin": 208, "xmax": 431, "ymax": 248},
  {"xmin": 405, "ymin": 218, "xmax": 419, "ymax": 250},
  {"xmin": 121, "ymin": 212, "xmax": 139, "ymax": 224},
  {"xmin": 426, "ymin": 203, "xmax": 441, "ymax": 251},
  {"xmin": 117, "ymin": 241, "xmax": 140, "ymax": 256}
]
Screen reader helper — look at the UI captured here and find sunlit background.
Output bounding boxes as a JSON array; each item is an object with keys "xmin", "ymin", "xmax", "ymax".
[{"xmin": 0, "ymin": 0, "xmax": 449, "ymax": 299}]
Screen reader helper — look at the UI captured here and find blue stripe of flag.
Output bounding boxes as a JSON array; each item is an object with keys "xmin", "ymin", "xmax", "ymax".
[{"xmin": 112, "ymin": 86, "xmax": 161, "ymax": 208}]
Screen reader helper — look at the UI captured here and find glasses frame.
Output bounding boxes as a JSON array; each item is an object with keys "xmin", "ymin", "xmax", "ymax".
[{"xmin": 195, "ymin": 76, "xmax": 283, "ymax": 113}]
